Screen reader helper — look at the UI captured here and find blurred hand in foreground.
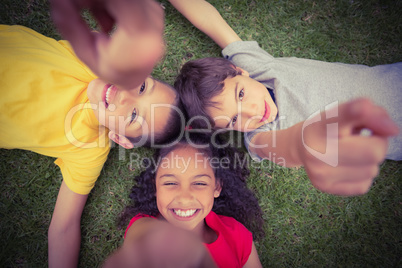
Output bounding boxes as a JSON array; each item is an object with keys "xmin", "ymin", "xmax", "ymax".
[
  {"xmin": 299, "ymin": 98, "xmax": 399, "ymax": 196},
  {"xmin": 50, "ymin": 0, "xmax": 166, "ymax": 89},
  {"xmin": 102, "ymin": 220, "xmax": 217, "ymax": 268}
]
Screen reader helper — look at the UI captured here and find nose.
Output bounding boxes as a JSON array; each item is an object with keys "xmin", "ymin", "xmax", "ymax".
[
  {"xmin": 117, "ymin": 89, "xmax": 136, "ymax": 106},
  {"xmin": 175, "ymin": 187, "xmax": 194, "ymax": 204}
]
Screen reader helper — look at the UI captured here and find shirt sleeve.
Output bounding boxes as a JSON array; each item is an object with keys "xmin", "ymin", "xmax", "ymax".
[
  {"xmin": 235, "ymin": 220, "xmax": 253, "ymax": 266},
  {"xmin": 209, "ymin": 213, "xmax": 253, "ymax": 267},
  {"xmin": 55, "ymin": 145, "xmax": 110, "ymax": 195},
  {"xmin": 222, "ymin": 41, "xmax": 275, "ymax": 81},
  {"xmin": 244, "ymin": 118, "xmax": 280, "ymax": 162}
]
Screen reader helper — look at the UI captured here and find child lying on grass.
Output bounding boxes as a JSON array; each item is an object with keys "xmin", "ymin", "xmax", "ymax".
[
  {"xmin": 103, "ymin": 133, "xmax": 265, "ymax": 268},
  {"xmin": 0, "ymin": 13, "xmax": 183, "ymax": 268},
  {"xmin": 170, "ymin": 0, "xmax": 400, "ymax": 196}
]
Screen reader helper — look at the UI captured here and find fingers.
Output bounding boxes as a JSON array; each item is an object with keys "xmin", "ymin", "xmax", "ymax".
[
  {"xmin": 337, "ymin": 135, "xmax": 388, "ymax": 165},
  {"xmin": 143, "ymin": 225, "xmax": 209, "ymax": 268},
  {"xmin": 91, "ymin": 5, "xmax": 115, "ymax": 34},
  {"xmin": 50, "ymin": 0, "xmax": 166, "ymax": 88},
  {"xmin": 338, "ymin": 98, "xmax": 399, "ymax": 138},
  {"xmin": 50, "ymin": 0, "xmax": 98, "ymax": 68},
  {"xmin": 303, "ymin": 99, "xmax": 395, "ymax": 197},
  {"xmin": 306, "ymin": 164, "xmax": 379, "ymax": 196},
  {"xmin": 106, "ymin": 0, "xmax": 165, "ymax": 34},
  {"xmin": 330, "ymin": 177, "xmax": 375, "ymax": 196},
  {"xmin": 95, "ymin": 26, "xmax": 164, "ymax": 88},
  {"xmin": 305, "ymin": 132, "xmax": 387, "ymax": 196}
]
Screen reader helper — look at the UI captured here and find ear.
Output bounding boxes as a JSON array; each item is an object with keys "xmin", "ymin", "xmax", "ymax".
[
  {"xmin": 214, "ymin": 182, "xmax": 222, "ymax": 198},
  {"xmin": 108, "ymin": 131, "xmax": 134, "ymax": 149},
  {"xmin": 235, "ymin": 66, "xmax": 249, "ymax": 77}
]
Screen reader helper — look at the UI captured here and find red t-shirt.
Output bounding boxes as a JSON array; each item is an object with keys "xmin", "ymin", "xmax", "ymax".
[{"xmin": 125, "ymin": 211, "xmax": 253, "ymax": 268}]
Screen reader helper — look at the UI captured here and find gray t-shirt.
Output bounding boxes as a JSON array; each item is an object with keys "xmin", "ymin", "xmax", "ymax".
[{"xmin": 222, "ymin": 41, "xmax": 402, "ymax": 161}]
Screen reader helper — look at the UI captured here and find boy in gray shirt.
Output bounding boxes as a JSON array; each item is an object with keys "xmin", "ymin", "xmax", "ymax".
[{"xmin": 170, "ymin": 0, "xmax": 400, "ymax": 196}]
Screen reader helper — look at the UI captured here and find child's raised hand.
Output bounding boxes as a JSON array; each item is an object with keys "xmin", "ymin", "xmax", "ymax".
[
  {"xmin": 50, "ymin": 0, "xmax": 165, "ymax": 89},
  {"xmin": 299, "ymin": 98, "xmax": 399, "ymax": 196},
  {"xmin": 103, "ymin": 220, "xmax": 217, "ymax": 268},
  {"xmin": 139, "ymin": 223, "xmax": 217, "ymax": 268}
]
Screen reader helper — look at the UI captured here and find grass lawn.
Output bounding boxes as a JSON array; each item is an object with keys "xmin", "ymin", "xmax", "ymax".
[{"xmin": 0, "ymin": 0, "xmax": 401, "ymax": 267}]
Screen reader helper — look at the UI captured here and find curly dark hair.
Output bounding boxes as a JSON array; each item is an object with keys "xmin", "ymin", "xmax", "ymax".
[
  {"xmin": 174, "ymin": 57, "xmax": 241, "ymax": 129},
  {"xmin": 120, "ymin": 133, "xmax": 265, "ymax": 240}
]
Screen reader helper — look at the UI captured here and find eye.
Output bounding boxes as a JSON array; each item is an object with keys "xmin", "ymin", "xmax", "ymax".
[
  {"xmin": 129, "ymin": 108, "xmax": 137, "ymax": 124},
  {"xmin": 139, "ymin": 82, "xmax": 146, "ymax": 94},
  {"xmin": 194, "ymin": 182, "xmax": 207, "ymax": 186},
  {"xmin": 163, "ymin": 182, "xmax": 177, "ymax": 186},
  {"xmin": 238, "ymin": 89, "xmax": 244, "ymax": 101},
  {"xmin": 231, "ymin": 114, "xmax": 238, "ymax": 127}
]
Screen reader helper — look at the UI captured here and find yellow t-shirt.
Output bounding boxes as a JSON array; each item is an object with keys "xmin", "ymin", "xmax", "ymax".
[{"xmin": 0, "ymin": 25, "xmax": 110, "ymax": 195}]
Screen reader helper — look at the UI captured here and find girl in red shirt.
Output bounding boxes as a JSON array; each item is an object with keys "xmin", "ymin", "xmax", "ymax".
[{"xmin": 103, "ymin": 133, "xmax": 265, "ymax": 268}]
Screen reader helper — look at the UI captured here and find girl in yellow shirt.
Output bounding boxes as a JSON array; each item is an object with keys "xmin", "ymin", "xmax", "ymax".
[{"xmin": 0, "ymin": 3, "xmax": 182, "ymax": 265}]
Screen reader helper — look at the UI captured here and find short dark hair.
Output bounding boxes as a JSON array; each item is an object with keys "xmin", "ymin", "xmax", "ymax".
[
  {"xmin": 120, "ymin": 133, "xmax": 265, "ymax": 240},
  {"xmin": 174, "ymin": 57, "xmax": 241, "ymax": 129},
  {"xmin": 127, "ymin": 80, "xmax": 185, "ymax": 147}
]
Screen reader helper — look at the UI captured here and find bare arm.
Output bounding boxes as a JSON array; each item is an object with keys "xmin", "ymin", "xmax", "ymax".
[
  {"xmin": 243, "ymin": 242, "xmax": 262, "ymax": 268},
  {"xmin": 169, "ymin": 0, "xmax": 241, "ymax": 48},
  {"xmin": 48, "ymin": 181, "xmax": 88, "ymax": 268},
  {"xmin": 250, "ymin": 98, "xmax": 399, "ymax": 196},
  {"xmin": 252, "ymin": 122, "xmax": 302, "ymax": 168},
  {"xmin": 103, "ymin": 217, "xmax": 217, "ymax": 268}
]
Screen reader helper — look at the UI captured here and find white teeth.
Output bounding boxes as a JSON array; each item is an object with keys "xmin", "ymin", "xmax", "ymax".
[
  {"xmin": 105, "ymin": 85, "xmax": 113, "ymax": 105},
  {"xmin": 173, "ymin": 209, "xmax": 197, "ymax": 217}
]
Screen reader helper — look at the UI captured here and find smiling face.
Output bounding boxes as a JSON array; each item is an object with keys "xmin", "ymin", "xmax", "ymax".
[
  {"xmin": 87, "ymin": 77, "xmax": 177, "ymax": 145},
  {"xmin": 155, "ymin": 146, "xmax": 221, "ymax": 235},
  {"xmin": 207, "ymin": 71, "xmax": 278, "ymax": 132}
]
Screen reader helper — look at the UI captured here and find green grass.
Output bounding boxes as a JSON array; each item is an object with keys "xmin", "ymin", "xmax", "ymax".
[{"xmin": 1, "ymin": 0, "xmax": 401, "ymax": 267}]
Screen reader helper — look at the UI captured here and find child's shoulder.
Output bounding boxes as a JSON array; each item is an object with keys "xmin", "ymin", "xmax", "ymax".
[
  {"xmin": 206, "ymin": 212, "xmax": 253, "ymax": 266},
  {"xmin": 206, "ymin": 211, "xmax": 249, "ymax": 234},
  {"xmin": 124, "ymin": 213, "xmax": 157, "ymax": 238}
]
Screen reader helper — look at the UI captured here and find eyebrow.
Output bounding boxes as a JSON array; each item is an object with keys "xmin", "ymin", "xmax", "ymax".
[
  {"xmin": 225, "ymin": 82, "xmax": 239, "ymax": 129},
  {"xmin": 149, "ymin": 77, "xmax": 156, "ymax": 94},
  {"xmin": 158, "ymin": 174, "xmax": 176, "ymax": 179},
  {"xmin": 193, "ymin": 174, "xmax": 212, "ymax": 180},
  {"xmin": 158, "ymin": 174, "xmax": 212, "ymax": 180}
]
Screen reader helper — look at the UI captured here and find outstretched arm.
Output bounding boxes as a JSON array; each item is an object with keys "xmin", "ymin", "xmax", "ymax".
[
  {"xmin": 102, "ymin": 217, "xmax": 217, "ymax": 268},
  {"xmin": 50, "ymin": 0, "xmax": 165, "ymax": 90},
  {"xmin": 169, "ymin": 0, "xmax": 241, "ymax": 48},
  {"xmin": 48, "ymin": 181, "xmax": 88, "ymax": 268},
  {"xmin": 243, "ymin": 242, "xmax": 263, "ymax": 268},
  {"xmin": 250, "ymin": 98, "xmax": 399, "ymax": 196}
]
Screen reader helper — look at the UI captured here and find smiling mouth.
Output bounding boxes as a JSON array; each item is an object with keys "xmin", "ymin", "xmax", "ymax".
[
  {"xmin": 102, "ymin": 84, "xmax": 113, "ymax": 108},
  {"xmin": 172, "ymin": 209, "xmax": 199, "ymax": 218},
  {"xmin": 260, "ymin": 100, "xmax": 271, "ymax": 122}
]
